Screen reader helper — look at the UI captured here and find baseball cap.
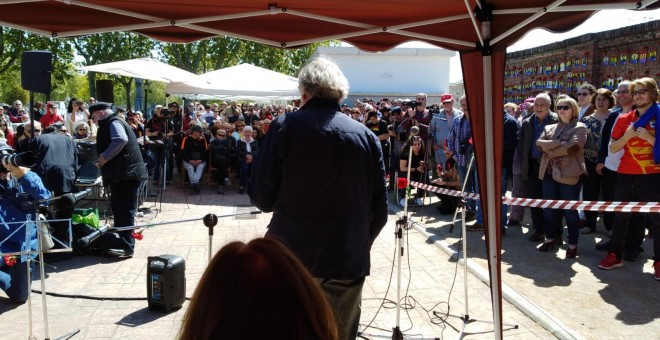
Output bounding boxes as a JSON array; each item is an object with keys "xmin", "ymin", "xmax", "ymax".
[{"xmin": 441, "ymin": 93, "xmax": 453, "ymax": 103}]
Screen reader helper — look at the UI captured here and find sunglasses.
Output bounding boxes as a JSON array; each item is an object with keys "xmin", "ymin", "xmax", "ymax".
[
  {"xmin": 556, "ymin": 105, "xmax": 571, "ymax": 111},
  {"xmin": 632, "ymin": 89, "xmax": 648, "ymax": 96},
  {"xmin": 416, "ymin": 98, "xmax": 426, "ymax": 101},
  {"xmin": 78, "ymin": 129, "xmax": 87, "ymax": 131},
  {"xmin": 577, "ymin": 92, "xmax": 590, "ymax": 97},
  {"xmin": 218, "ymin": 134, "xmax": 226, "ymax": 137},
  {"xmin": 31, "ymin": 129, "xmax": 41, "ymax": 133}
]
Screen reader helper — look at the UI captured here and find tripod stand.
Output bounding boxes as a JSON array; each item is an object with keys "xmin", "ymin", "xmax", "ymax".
[
  {"xmin": 437, "ymin": 155, "xmax": 517, "ymax": 339},
  {"xmin": 0, "ymin": 196, "xmax": 79, "ymax": 340}
]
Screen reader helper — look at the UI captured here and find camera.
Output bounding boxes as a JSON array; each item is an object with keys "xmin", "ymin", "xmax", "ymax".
[
  {"xmin": 459, "ymin": 143, "xmax": 471, "ymax": 155},
  {"xmin": 0, "ymin": 151, "xmax": 36, "ymax": 172},
  {"xmin": 387, "ymin": 124, "xmax": 394, "ymax": 132},
  {"xmin": 402, "ymin": 100, "xmax": 419, "ymax": 108}
]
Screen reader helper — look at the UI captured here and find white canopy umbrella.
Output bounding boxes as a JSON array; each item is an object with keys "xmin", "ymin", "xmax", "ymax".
[
  {"xmin": 81, "ymin": 58, "xmax": 197, "ymax": 83},
  {"xmin": 166, "ymin": 63, "xmax": 299, "ymax": 99}
]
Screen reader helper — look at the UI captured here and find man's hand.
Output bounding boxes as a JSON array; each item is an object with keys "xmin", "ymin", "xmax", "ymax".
[
  {"xmin": 245, "ymin": 154, "xmax": 253, "ymax": 163},
  {"xmin": 98, "ymin": 155, "xmax": 108, "ymax": 167},
  {"xmin": 635, "ymin": 127, "xmax": 655, "ymax": 144},
  {"xmin": 595, "ymin": 163, "xmax": 605, "ymax": 175}
]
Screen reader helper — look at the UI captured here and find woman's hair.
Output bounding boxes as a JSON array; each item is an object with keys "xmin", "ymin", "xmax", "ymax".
[
  {"xmin": 555, "ymin": 95, "xmax": 580, "ymax": 121},
  {"xmin": 503, "ymin": 102, "xmax": 517, "ymax": 112},
  {"xmin": 298, "ymin": 56, "xmax": 349, "ymax": 102},
  {"xmin": 401, "ymin": 135, "xmax": 425, "ymax": 159},
  {"xmin": 590, "ymin": 88, "xmax": 615, "ymax": 109},
  {"xmin": 630, "ymin": 77, "xmax": 659, "ymax": 103},
  {"xmin": 178, "ymin": 237, "xmax": 338, "ymax": 340},
  {"xmin": 74, "ymin": 121, "xmax": 90, "ymax": 135},
  {"xmin": 67, "ymin": 98, "xmax": 78, "ymax": 113}
]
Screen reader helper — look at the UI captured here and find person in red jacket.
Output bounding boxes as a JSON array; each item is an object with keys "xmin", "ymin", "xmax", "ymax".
[{"xmin": 39, "ymin": 102, "xmax": 64, "ymax": 128}]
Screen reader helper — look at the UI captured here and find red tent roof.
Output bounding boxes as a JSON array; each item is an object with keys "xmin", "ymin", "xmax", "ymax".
[{"xmin": 1, "ymin": 1, "xmax": 656, "ymax": 50}]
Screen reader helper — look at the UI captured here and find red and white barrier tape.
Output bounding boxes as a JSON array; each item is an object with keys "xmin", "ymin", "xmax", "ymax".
[{"xmin": 410, "ymin": 181, "xmax": 660, "ymax": 213}]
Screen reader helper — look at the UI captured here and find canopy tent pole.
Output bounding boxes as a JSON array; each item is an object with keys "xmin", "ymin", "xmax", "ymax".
[{"xmin": 482, "ymin": 53, "xmax": 503, "ymax": 340}]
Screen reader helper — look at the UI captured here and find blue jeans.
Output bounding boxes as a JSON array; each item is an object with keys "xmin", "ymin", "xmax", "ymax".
[
  {"xmin": 457, "ymin": 165, "xmax": 477, "ymax": 212},
  {"xmin": 0, "ymin": 260, "xmax": 33, "ymax": 304},
  {"xmin": 239, "ymin": 162, "xmax": 252, "ymax": 187},
  {"xmin": 472, "ymin": 168, "xmax": 508, "ymax": 227},
  {"xmin": 541, "ymin": 174, "xmax": 581, "ymax": 245}
]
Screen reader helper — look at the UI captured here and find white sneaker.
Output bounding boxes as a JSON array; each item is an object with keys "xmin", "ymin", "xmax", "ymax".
[
  {"xmin": 224, "ymin": 178, "xmax": 232, "ymax": 188},
  {"xmin": 415, "ymin": 198, "xmax": 424, "ymax": 206}
]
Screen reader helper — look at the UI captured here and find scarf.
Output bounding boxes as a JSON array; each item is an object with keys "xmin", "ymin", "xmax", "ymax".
[{"xmin": 633, "ymin": 103, "xmax": 659, "ymax": 163}]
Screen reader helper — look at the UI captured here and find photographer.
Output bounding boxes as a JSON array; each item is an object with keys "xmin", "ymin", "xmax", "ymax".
[
  {"xmin": 145, "ymin": 105, "xmax": 174, "ymax": 185},
  {"xmin": 387, "ymin": 106, "xmax": 406, "ymax": 191},
  {"xmin": 66, "ymin": 98, "xmax": 91, "ymax": 135},
  {"xmin": 399, "ymin": 136, "xmax": 427, "ymax": 206},
  {"xmin": 1, "ymin": 140, "xmax": 51, "ymax": 304}
]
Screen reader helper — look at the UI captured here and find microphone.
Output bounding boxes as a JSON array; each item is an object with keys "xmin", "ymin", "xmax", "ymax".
[
  {"xmin": 410, "ymin": 125, "xmax": 420, "ymax": 137},
  {"xmin": 77, "ymin": 224, "xmax": 112, "ymax": 248},
  {"xmin": 59, "ymin": 188, "xmax": 92, "ymax": 210}
]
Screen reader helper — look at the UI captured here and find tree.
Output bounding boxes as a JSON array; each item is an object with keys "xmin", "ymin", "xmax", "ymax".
[
  {"xmin": 72, "ymin": 32, "xmax": 157, "ymax": 109},
  {"xmin": 162, "ymin": 37, "xmax": 334, "ymax": 77},
  {"xmin": 0, "ymin": 27, "xmax": 75, "ymax": 98}
]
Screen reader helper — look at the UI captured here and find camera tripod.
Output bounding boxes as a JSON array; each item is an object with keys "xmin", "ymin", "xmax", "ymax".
[{"xmin": 438, "ymin": 155, "xmax": 517, "ymax": 339}]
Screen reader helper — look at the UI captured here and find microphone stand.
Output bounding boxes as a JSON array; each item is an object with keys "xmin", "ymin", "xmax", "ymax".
[
  {"xmin": 436, "ymin": 154, "xmax": 518, "ymax": 338},
  {"xmin": 392, "ymin": 127, "xmax": 418, "ymax": 340},
  {"xmin": 0, "ymin": 195, "xmax": 78, "ymax": 340}
]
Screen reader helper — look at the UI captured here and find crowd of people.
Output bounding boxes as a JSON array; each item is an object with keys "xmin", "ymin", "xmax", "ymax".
[{"xmin": 1, "ymin": 55, "xmax": 658, "ymax": 338}]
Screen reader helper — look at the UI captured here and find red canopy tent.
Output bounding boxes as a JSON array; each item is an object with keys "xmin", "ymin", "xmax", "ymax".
[{"xmin": 3, "ymin": 1, "xmax": 658, "ymax": 338}]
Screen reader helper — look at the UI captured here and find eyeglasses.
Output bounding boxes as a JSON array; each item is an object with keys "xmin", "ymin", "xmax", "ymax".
[
  {"xmin": 577, "ymin": 92, "xmax": 590, "ymax": 97},
  {"xmin": 556, "ymin": 105, "xmax": 571, "ymax": 111},
  {"xmin": 632, "ymin": 89, "xmax": 648, "ymax": 96}
]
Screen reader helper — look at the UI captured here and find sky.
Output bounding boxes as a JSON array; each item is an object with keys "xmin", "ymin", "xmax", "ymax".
[{"xmin": 396, "ymin": 9, "xmax": 660, "ymax": 83}]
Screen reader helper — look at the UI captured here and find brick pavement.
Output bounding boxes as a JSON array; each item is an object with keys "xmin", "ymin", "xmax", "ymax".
[{"xmin": 1, "ymin": 178, "xmax": 656, "ymax": 339}]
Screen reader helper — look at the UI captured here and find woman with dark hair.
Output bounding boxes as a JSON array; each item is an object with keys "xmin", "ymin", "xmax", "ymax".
[
  {"xmin": 399, "ymin": 135, "xmax": 426, "ymax": 206},
  {"xmin": 536, "ymin": 96, "xmax": 587, "ymax": 258},
  {"xmin": 580, "ymin": 88, "xmax": 615, "ymax": 234},
  {"xmin": 179, "ymin": 237, "xmax": 338, "ymax": 340}
]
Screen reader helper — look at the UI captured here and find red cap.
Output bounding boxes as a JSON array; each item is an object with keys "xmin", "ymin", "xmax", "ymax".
[{"xmin": 441, "ymin": 93, "xmax": 453, "ymax": 103}]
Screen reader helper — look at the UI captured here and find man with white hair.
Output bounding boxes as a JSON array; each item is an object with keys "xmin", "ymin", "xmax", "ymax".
[
  {"xmin": 519, "ymin": 93, "xmax": 559, "ymax": 242},
  {"xmin": 249, "ymin": 56, "xmax": 387, "ymax": 340}
]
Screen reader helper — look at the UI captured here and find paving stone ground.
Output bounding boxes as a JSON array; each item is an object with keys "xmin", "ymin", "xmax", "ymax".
[{"xmin": 1, "ymin": 177, "xmax": 658, "ymax": 339}]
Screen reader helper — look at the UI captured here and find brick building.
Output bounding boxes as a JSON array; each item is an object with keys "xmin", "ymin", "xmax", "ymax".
[{"xmin": 504, "ymin": 20, "xmax": 660, "ymax": 104}]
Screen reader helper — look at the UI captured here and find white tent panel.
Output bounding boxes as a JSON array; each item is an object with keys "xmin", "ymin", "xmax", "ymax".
[
  {"xmin": 166, "ymin": 63, "xmax": 299, "ymax": 99},
  {"xmin": 81, "ymin": 58, "xmax": 196, "ymax": 83}
]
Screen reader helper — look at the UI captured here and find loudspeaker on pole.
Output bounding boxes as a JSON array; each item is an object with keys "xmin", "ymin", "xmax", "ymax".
[
  {"xmin": 21, "ymin": 51, "xmax": 53, "ymax": 94},
  {"xmin": 96, "ymin": 79, "xmax": 114, "ymax": 103}
]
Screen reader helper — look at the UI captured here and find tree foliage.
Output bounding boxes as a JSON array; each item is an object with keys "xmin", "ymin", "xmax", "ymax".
[
  {"xmin": 0, "ymin": 27, "xmax": 74, "ymax": 100},
  {"xmin": 162, "ymin": 37, "xmax": 333, "ymax": 76},
  {"xmin": 72, "ymin": 32, "xmax": 157, "ymax": 108}
]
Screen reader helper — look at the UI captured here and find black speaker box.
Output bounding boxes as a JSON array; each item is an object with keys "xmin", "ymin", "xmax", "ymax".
[
  {"xmin": 96, "ymin": 79, "xmax": 114, "ymax": 103},
  {"xmin": 21, "ymin": 51, "xmax": 52, "ymax": 93},
  {"xmin": 147, "ymin": 255, "xmax": 186, "ymax": 312}
]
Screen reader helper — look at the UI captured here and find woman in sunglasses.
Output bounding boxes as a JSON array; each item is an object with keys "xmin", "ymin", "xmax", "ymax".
[{"xmin": 535, "ymin": 96, "xmax": 587, "ymax": 259}]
